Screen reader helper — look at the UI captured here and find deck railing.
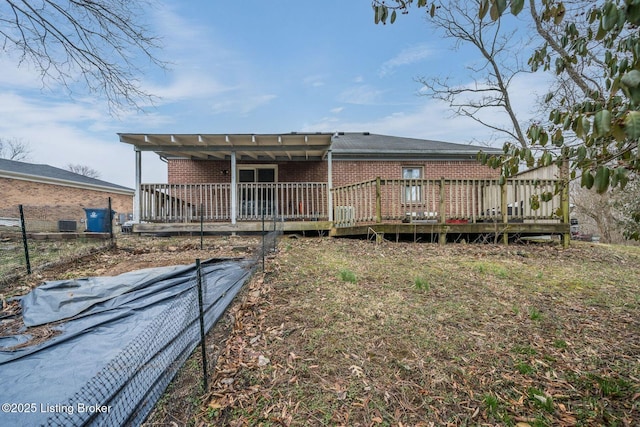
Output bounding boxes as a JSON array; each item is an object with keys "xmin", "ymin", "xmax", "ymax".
[
  {"xmin": 331, "ymin": 178, "xmax": 566, "ymax": 227},
  {"xmin": 140, "ymin": 178, "xmax": 566, "ymax": 226},
  {"xmin": 139, "ymin": 183, "xmax": 328, "ymax": 222}
]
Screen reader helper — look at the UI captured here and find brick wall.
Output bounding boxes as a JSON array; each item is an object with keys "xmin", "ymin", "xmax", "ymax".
[
  {"xmin": 167, "ymin": 159, "xmax": 499, "ymax": 185},
  {"xmin": 168, "ymin": 159, "xmax": 231, "ymax": 184},
  {"xmin": 0, "ymin": 177, "xmax": 133, "ymax": 230},
  {"xmin": 332, "ymin": 160, "xmax": 499, "ymax": 187}
]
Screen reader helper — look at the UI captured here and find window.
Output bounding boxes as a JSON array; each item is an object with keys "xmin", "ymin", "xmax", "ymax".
[
  {"xmin": 238, "ymin": 166, "xmax": 276, "ymax": 183},
  {"xmin": 402, "ymin": 167, "xmax": 423, "ymax": 202}
]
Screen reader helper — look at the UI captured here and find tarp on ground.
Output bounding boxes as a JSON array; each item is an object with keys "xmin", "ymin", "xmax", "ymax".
[{"xmin": 0, "ymin": 258, "xmax": 253, "ymax": 426}]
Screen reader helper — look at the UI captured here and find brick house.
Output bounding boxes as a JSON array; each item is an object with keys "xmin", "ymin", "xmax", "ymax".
[
  {"xmin": 0, "ymin": 158, "xmax": 134, "ymax": 232},
  {"xmin": 119, "ymin": 132, "xmax": 569, "ymax": 243}
]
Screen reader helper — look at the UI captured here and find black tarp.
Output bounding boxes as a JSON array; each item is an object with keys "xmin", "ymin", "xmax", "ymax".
[{"xmin": 0, "ymin": 258, "xmax": 253, "ymax": 426}]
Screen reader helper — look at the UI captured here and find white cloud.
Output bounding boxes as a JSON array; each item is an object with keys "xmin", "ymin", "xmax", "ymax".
[
  {"xmin": 210, "ymin": 94, "xmax": 277, "ymax": 115},
  {"xmin": 141, "ymin": 4, "xmax": 279, "ymax": 116},
  {"xmin": 302, "ymin": 100, "xmax": 488, "ymax": 143},
  {"xmin": 338, "ymin": 85, "xmax": 385, "ymax": 105},
  {"xmin": 145, "ymin": 70, "xmax": 236, "ymax": 102},
  {"xmin": 303, "ymin": 75, "xmax": 326, "ymax": 87},
  {"xmin": 305, "ymin": 70, "xmax": 555, "ymax": 147},
  {"xmin": 330, "ymin": 107, "xmax": 344, "ymax": 114},
  {"xmin": 0, "ymin": 58, "xmax": 43, "ymax": 88},
  {"xmin": 379, "ymin": 43, "xmax": 433, "ymax": 77},
  {"xmin": 0, "ymin": 92, "xmax": 166, "ymax": 187}
]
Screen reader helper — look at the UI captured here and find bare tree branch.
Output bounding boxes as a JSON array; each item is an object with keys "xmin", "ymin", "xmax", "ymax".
[
  {"xmin": 0, "ymin": 137, "xmax": 31, "ymax": 160},
  {"xmin": 66, "ymin": 163, "xmax": 100, "ymax": 179},
  {"xmin": 527, "ymin": 0, "xmax": 605, "ymax": 101},
  {"xmin": 0, "ymin": 0, "xmax": 165, "ymax": 113},
  {"xmin": 416, "ymin": 0, "xmax": 531, "ymax": 148}
]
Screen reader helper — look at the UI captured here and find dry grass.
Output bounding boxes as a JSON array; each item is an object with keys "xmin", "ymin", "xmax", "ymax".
[
  {"xmin": 3, "ymin": 233, "xmax": 638, "ymax": 426},
  {"xmin": 196, "ymin": 238, "xmax": 640, "ymax": 426},
  {"xmin": 0, "ymin": 232, "xmax": 111, "ymax": 284}
]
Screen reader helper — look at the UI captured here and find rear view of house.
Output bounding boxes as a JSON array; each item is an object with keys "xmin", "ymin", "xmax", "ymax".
[{"xmin": 119, "ymin": 132, "xmax": 570, "ymax": 244}]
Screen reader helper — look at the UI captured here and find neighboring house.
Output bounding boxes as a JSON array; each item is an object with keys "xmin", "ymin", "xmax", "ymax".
[
  {"xmin": 118, "ymin": 132, "xmax": 570, "ymax": 244},
  {"xmin": 0, "ymin": 158, "xmax": 134, "ymax": 231}
]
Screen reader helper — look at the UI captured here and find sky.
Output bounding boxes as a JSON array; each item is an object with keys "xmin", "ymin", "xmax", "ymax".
[{"xmin": 0, "ymin": 0, "xmax": 549, "ymax": 189}]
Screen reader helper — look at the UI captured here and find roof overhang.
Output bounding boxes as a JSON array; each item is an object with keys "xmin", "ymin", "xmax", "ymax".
[{"xmin": 118, "ymin": 133, "xmax": 334, "ymax": 162}]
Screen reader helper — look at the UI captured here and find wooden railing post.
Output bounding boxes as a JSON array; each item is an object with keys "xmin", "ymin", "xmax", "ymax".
[
  {"xmin": 501, "ymin": 179, "xmax": 508, "ymax": 245},
  {"xmin": 561, "ymin": 159, "xmax": 571, "ymax": 248},
  {"xmin": 439, "ymin": 177, "xmax": 447, "ymax": 245},
  {"xmin": 439, "ymin": 177, "xmax": 446, "ymax": 224},
  {"xmin": 376, "ymin": 177, "xmax": 382, "ymax": 224}
]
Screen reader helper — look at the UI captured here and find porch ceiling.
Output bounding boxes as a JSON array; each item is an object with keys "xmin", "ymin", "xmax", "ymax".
[{"xmin": 118, "ymin": 133, "xmax": 333, "ymax": 161}]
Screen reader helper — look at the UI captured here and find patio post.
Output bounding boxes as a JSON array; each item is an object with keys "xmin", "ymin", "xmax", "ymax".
[
  {"xmin": 231, "ymin": 151, "xmax": 237, "ymax": 225},
  {"xmin": 134, "ymin": 148, "xmax": 141, "ymax": 223},
  {"xmin": 327, "ymin": 149, "xmax": 333, "ymax": 222}
]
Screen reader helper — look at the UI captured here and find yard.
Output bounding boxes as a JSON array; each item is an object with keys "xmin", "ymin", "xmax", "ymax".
[
  {"xmin": 193, "ymin": 238, "xmax": 640, "ymax": 426},
  {"xmin": 2, "ymin": 235, "xmax": 639, "ymax": 426}
]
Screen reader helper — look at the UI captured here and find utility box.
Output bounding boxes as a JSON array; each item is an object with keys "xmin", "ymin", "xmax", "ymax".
[{"xmin": 58, "ymin": 220, "xmax": 77, "ymax": 232}]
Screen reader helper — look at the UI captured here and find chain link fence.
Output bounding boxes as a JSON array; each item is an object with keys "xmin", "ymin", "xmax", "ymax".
[
  {"xmin": 0, "ymin": 198, "xmax": 121, "ymax": 284},
  {"xmin": 1, "ymin": 211, "xmax": 282, "ymax": 426}
]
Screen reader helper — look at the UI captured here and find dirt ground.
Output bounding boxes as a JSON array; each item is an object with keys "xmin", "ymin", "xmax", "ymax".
[
  {"xmin": 0, "ymin": 234, "xmax": 262, "ymax": 350},
  {"xmin": 2, "ymin": 235, "xmax": 640, "ymax": 426},
  {"xmin": 1, "ymin": 234, "xmax": 261, "ymax": 294}
]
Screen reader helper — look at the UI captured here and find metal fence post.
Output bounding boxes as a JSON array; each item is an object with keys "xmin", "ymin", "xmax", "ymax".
[
  {"xmin": 195, "ymin": 259, "xmax": 208, "ymax": 391},
  {"xmin": 108, "ymin": 197, "xmax": 114, "ymax": 242},
  {"xmin": 18, "ymin": 204, "xmax": 31, "ymax": 274},
  {"xmin": 262, "ymin": 208, "xmax": 266, "ymax": 271}
]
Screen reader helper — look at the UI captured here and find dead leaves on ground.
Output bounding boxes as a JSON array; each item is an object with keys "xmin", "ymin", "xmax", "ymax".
[{"xmin": 198, "ymin": 238, "xmax": 640, "ymax": 426}]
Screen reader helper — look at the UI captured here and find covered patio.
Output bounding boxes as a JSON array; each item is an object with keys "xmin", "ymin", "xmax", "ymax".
[
  {"xmin": 119, "ymin": 133, "xmax": 335, "ymax": 232},
  {"xmin": 119, "ymin": 133, "xmax": 571, "ymax": 245}
]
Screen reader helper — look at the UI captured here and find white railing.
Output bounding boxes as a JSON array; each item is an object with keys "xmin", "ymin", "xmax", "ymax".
[
  {"xmin": 140, "ymin": 183, "xmax": 231, "ymax": 222},
  {"xmin": 236, "ymin": 182, "xmax": 327, "ymax": 220},
  {"xmin": 140, "ymin": 183, "xmax": 328, "ymax": 222},
  {"xmin": 140, "ymin": 178, "xmax": 565, "ymax": 226}
]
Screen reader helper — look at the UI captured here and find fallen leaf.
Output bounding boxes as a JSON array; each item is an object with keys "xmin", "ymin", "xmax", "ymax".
[
  {"xmin": 258, "ymin": 355, "xmax": 270, "ymax": 366},
  {"xmin": 349, "ymin": 365, "xmax": 364, "ymax": 377}
]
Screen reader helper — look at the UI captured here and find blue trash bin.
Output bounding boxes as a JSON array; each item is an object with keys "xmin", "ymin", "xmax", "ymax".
[{"xmin": 84, "ymin": 208, "xmax": 115, "ymax": 232}]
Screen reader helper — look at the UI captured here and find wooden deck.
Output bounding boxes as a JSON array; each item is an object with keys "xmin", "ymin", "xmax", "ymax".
[
  {"xmin": 134, "ymin": 177, "xmax": 571, "ymax": 245},
  {"xmin": 133, "ymin": 220, "xmax": 333, "ymax": 234}
]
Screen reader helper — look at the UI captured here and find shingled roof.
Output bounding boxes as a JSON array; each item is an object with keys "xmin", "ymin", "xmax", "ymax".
[
  {"xmin": 118, "ymin": 132, "xmax": 501, "ymax": 162},
  {"xmin": 330, "ymin": 132, "xmax": 501, "ymax": 160},
  {"xmin": 0, "ymin": 158, "xmax": 133, "ymax": 194}
]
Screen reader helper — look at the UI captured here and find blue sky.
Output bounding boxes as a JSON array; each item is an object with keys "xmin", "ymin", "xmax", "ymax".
[{"xmin": 0, "ymin": 0, "xmax": 547, "ymax": 188}]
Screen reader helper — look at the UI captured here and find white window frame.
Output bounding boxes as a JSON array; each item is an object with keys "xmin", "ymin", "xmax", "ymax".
[{"xmin": 402, "ymin": 166, "xmax": 423, "ymax": 203}]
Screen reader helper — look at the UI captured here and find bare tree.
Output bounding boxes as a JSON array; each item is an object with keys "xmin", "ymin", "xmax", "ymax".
[
  {"xmin": 614, "ymin": 177, "xmax": 640, "ymax": 241},
  {"xmin": 570, "ymin": 172, "xmax": 640, "ymax": 244},
  {"xmin": 0, "ymin": 0, "xmax": 165, "ymax": 112},
  {"xmin": 416, "ymin": 0, "xmax": 531, "ymax": 148},
  {"xmin": 0, "ymin": 137, "xmax": 31, "ymax": 160},
  {"xmin": 67, "ymin": 163, "xmax": 101, "ymax": 179},
  {"xmin": 571, "ymin": 182, "xmax": 621, "ymax": 243}
]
